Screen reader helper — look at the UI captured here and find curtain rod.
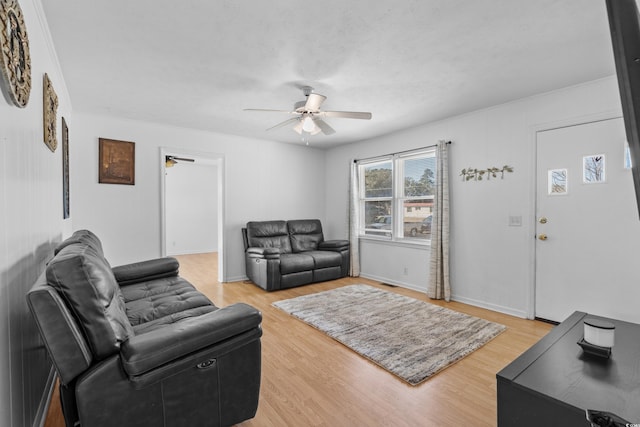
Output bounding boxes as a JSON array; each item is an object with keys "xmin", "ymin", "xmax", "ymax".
[{"xmin": 353, "ymin": 140, "xmax": 451, "ymax": 163}]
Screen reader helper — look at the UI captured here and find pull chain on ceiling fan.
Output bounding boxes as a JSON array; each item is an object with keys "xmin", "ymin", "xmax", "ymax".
[{"xmin": 244, "ymin": 86, "xmax": 372, "ymax": 136}]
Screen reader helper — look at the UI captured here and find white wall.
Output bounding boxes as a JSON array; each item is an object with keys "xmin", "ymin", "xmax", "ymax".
[
  {"xmin": 70, "ymin": 113, "xmax": 327, "ymax": 280},
  {"xmin": 0, "ymin": 1, "xmax": 72, "ymax": 425},
  {"xmin": 325, "ymin": 76, "xmax": 627, "ymax": 318},
  {"xmin": 165, "ymin": 161, "xmax": 218, "ymax": 255}
]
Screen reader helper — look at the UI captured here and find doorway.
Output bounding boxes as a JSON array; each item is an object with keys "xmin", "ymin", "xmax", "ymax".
[
  {"xmin": 534, "ymin": 117, "xmax": 640, "ymax": 323},
  {"xmin": 161, "ymin": 148, "xmax": 224, "ymax": 282}
]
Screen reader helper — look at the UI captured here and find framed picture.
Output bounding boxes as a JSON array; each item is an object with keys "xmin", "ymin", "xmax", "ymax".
[
  {"xmin": 43, "ymin": 73, "xmax": 58, "ymax": 152},
  {"xmin": 62, "ymin": 117, "xmax": 69, "ymax": 218},
  {"xmin": 548, "ymin": 168, "xmax": 568, "ymax": 195},
  {"xmin": 98, "ymin": 138, "xmax": 135, "ymax": 185},
  {"xmin": 583, "ymin": 154, "xmax": 606, "ymax": 184}
]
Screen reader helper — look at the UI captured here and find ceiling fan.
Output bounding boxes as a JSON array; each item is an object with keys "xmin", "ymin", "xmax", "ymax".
[
  {"xmin": 244, "ymin": 86, "xmax": 372, "ymax": 136},
  {"xmin": 165, "ymin": 155, "xmax": 195, "ymax": 168}
]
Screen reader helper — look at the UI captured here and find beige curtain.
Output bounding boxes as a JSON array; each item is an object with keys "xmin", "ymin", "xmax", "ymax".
[
  {"xmin": 349, "ymin": 160, "xmax": 361, "ymax": 276},
  {"xmin": 428, "ymin": 141, "xmax": 450, "ymax": 301}
]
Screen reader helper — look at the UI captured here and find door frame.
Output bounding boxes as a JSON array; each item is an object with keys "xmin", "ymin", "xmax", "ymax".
[
  {"xmin": 159, "ymin": 147, "xmax": 226, "ymax": 282},
  {"xmin": 526, "ymin": 109, "xmax": 622, "ymax": 319}
]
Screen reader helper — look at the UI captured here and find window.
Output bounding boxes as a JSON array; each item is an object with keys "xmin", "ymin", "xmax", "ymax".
[{"xmin": 359, "ymin": 148, "xmax": 436, "ymax": 242}]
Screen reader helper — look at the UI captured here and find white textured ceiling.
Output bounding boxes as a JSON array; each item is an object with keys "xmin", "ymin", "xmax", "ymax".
[{"xmin": 42, "ymin": 0, "xmax": 616, "ymax": 148}]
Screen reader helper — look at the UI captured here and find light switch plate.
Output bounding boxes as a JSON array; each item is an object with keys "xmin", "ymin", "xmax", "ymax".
[{"xmin": 508, "ymin": 215, "xmax": 522, "ymax": 227}]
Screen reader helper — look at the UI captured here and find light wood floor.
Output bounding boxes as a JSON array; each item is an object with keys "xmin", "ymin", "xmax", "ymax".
[{"xmin": 45, "ymin": 252, "xmax": 553, "ymax": 427}]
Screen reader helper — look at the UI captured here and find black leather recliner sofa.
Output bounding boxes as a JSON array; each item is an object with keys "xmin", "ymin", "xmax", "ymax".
[
  {"xmin": 242, "ymin": 219, "xmax": 350, "ymax": 291},
  {"xmin": 27, "ymin": 230, "xmax": 262, "ymax": 427}
]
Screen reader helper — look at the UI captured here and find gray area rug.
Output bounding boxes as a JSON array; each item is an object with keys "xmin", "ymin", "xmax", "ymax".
[{"xmin": 272, "ymin": 284, "xmax": 506, "ymax": 385}]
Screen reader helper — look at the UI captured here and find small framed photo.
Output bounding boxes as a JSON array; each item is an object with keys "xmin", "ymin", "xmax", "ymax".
[
  {"xmin": 548, "ymin": 168, "xmax": 568, "ymax": 195},
  {"xmin": 98, "ymin": 138, "xmax": 135, "ymax": 185},
  {"xmin": 583, "ymin": 154, "xmax": 605, "ymax": 184}
]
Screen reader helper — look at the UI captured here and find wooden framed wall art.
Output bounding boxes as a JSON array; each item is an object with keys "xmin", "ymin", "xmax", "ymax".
[
  {"xmin": 98, "ymin": 138, "xmax": 135, "ymax": 185},
  {"xmin": 0, "ymin": 0, "xmax": 31, "ymax": 107},
  {"xmin": 43, "ymin": 73, "xmax": 58, "ymax": 152}
]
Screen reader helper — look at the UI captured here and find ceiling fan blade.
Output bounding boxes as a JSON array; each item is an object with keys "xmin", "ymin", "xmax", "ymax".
[
  {"xmin": 304, "ymin": 93, "xmax": 326, "ymax": 112},
  {"xmin": 293, "ymin": 120, "xmax": 304, "ymax": 135},
  {"xmin": 321, "ymin": 111, "xmax": 372, "ymax": 120},
  {"xmin": 165, "ymin": 155, "xmax": 194, "ymax": 168},
  {"xmin": 266, "ymin": 117, "xmax": 300, "ymax": 131},
  {"xmin": 313, "ymin": 118, "xmax": 336, "ymax": 135},
  {"xmin": 244, "ymin": 108, "xmax": 296, "ymax": 114},
  {"xmin": 166, "ymin": 156, "xmax": 195, "ymax": 162}
]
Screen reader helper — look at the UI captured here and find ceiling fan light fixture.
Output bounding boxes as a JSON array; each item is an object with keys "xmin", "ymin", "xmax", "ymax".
[
  {"xmin": 302, "ymin": 115, "xmax": 316, "ymax": 133},
  {"xmin": 165, "ymin": 156, "xmax": 177, "ymax": 168}
]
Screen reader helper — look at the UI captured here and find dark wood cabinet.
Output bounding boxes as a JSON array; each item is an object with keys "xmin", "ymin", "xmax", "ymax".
[{"xmin": 496, "ymin": 311, "xmax": 640, "ymax": 426}]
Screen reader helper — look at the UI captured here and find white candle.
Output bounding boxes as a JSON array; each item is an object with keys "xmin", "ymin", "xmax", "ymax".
[{"xmin": 584, "ymin": 317, "xmax": 615, "ymax": 348}]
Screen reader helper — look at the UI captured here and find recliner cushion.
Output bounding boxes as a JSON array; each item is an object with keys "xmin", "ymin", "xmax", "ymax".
[
  {"xmin": 122, "ymin": 277, "xmax": 216, "ymax": 329},
  {"xmin": 246, "ymin": 221, "xmax": 292, "ymax": 253},
  {"xmin": 279, "ymin": 253, "xmax": 315, "ymax": 274},
  {"xmin": 47, "ymin": 243, "xmax": 133, "ymax": 360},
  {"xmin": 305, "ymin": 250, "xmax": 342, "ymax": 269},
  {"xmin": 288, "ymin": 219, "xmax": 324, "ymax": 252}
]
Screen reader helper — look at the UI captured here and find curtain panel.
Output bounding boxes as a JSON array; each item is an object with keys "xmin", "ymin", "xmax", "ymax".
[
  {"xmin": 349, "ymin": 160, "xmax": 361, "ymax": 276},
  {"xmin": 427, "ymin": 140, "xmax": 451, "ymax": 301}
]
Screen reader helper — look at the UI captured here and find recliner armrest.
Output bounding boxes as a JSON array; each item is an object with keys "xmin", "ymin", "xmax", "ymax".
[
  {"xmin": 319, "ymin": 240, "xmax": 350, "ymax": 251},
  {"xmin": 112, "ymin": 257, "xmax": 179, "ymax": 286},
  {"xmin": 120, "ymin": 303, "xmax": 262, "ymax": 376},
  {"xmin": 246, "ymin": 247, "xmax": 280, "ymax": 259}
]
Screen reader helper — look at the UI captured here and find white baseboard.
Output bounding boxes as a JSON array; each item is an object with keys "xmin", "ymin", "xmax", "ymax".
[
  {"xmin": 359, "ymin": 273, "xmax": 427, "ymax": 293},
  {"xmin": 451, "ymin": 294, "xmax": 528, "ymax": 319},
  {"xmin": 223, "ymin": 275, "xmax": 248, "ymax": 283},
  {"xmin": 360, "ymin": 273, "xmax": 527, "ymax": 319}
]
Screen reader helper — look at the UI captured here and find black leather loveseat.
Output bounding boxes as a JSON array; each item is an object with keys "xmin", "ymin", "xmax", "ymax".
[
  {"xmin": 242, "ymin": 219, "xmax": 350, "ymax": 291},
  {"xmin": 27, "ymin": 230, "xmax": 262, "ymax": 427}
]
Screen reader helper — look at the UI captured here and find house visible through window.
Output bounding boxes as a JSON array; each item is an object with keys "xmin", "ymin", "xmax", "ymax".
[{"xmin": 358, "ymin": 148, "xmax": 436, "ymax": 242}]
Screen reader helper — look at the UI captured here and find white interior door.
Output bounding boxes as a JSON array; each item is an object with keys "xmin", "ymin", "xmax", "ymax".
[{"xmin": 535, "ymin": 117, "xmax": 640, "ymax": 323}]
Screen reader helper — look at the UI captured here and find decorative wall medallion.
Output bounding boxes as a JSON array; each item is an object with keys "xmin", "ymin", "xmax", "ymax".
[
  {"xmin": 0, "ymin": 0, "xmax": 31, "ymax": 107},
  {"xmin": 43, "ymin": 73, "xmax": 58, "ymax": 152}
]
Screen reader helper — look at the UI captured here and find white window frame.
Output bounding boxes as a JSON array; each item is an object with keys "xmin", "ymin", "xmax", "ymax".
[
  {"xmin": 359, "ymin": 157, "xmax": 394, "ymax": 238},
  {"xmin": 357, "ymin": 147, "xmax": 436, "ymax": 245}
]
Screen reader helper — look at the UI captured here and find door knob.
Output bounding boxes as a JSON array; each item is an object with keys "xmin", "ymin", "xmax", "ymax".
[
  {"xmin": 538, "ymin": 217, "xmax": 548, "ymax": 224},
  {"xmin": 538, "ymin": 234, "xmax": 548, "ymax": 241}
]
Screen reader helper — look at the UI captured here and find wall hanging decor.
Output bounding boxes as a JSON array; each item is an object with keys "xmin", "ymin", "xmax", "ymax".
[
  {"xmin": 98, "ymin": 138, "xmax": 135, "ymax": 185},
  {"xmin": 0, "ymin": 0, "xmax": 31, "ymax": 107},
  {"xmin": 548, "ymin": 168, "xmax": 568, "ymax": 195},
  {"xmin": 43, "ymin": 73, "xmax": 58, "ymax": 152},
  {"xmin": 583, "ymin": 154, "xmax": 606, "ymax": 183},
  {"xmin": 460, "ymin": 165, "xmax": 514, "ymax": 181},
  {"xmin": 62, "ymin": 118, "xmax": 69, "ymax": 218}
]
